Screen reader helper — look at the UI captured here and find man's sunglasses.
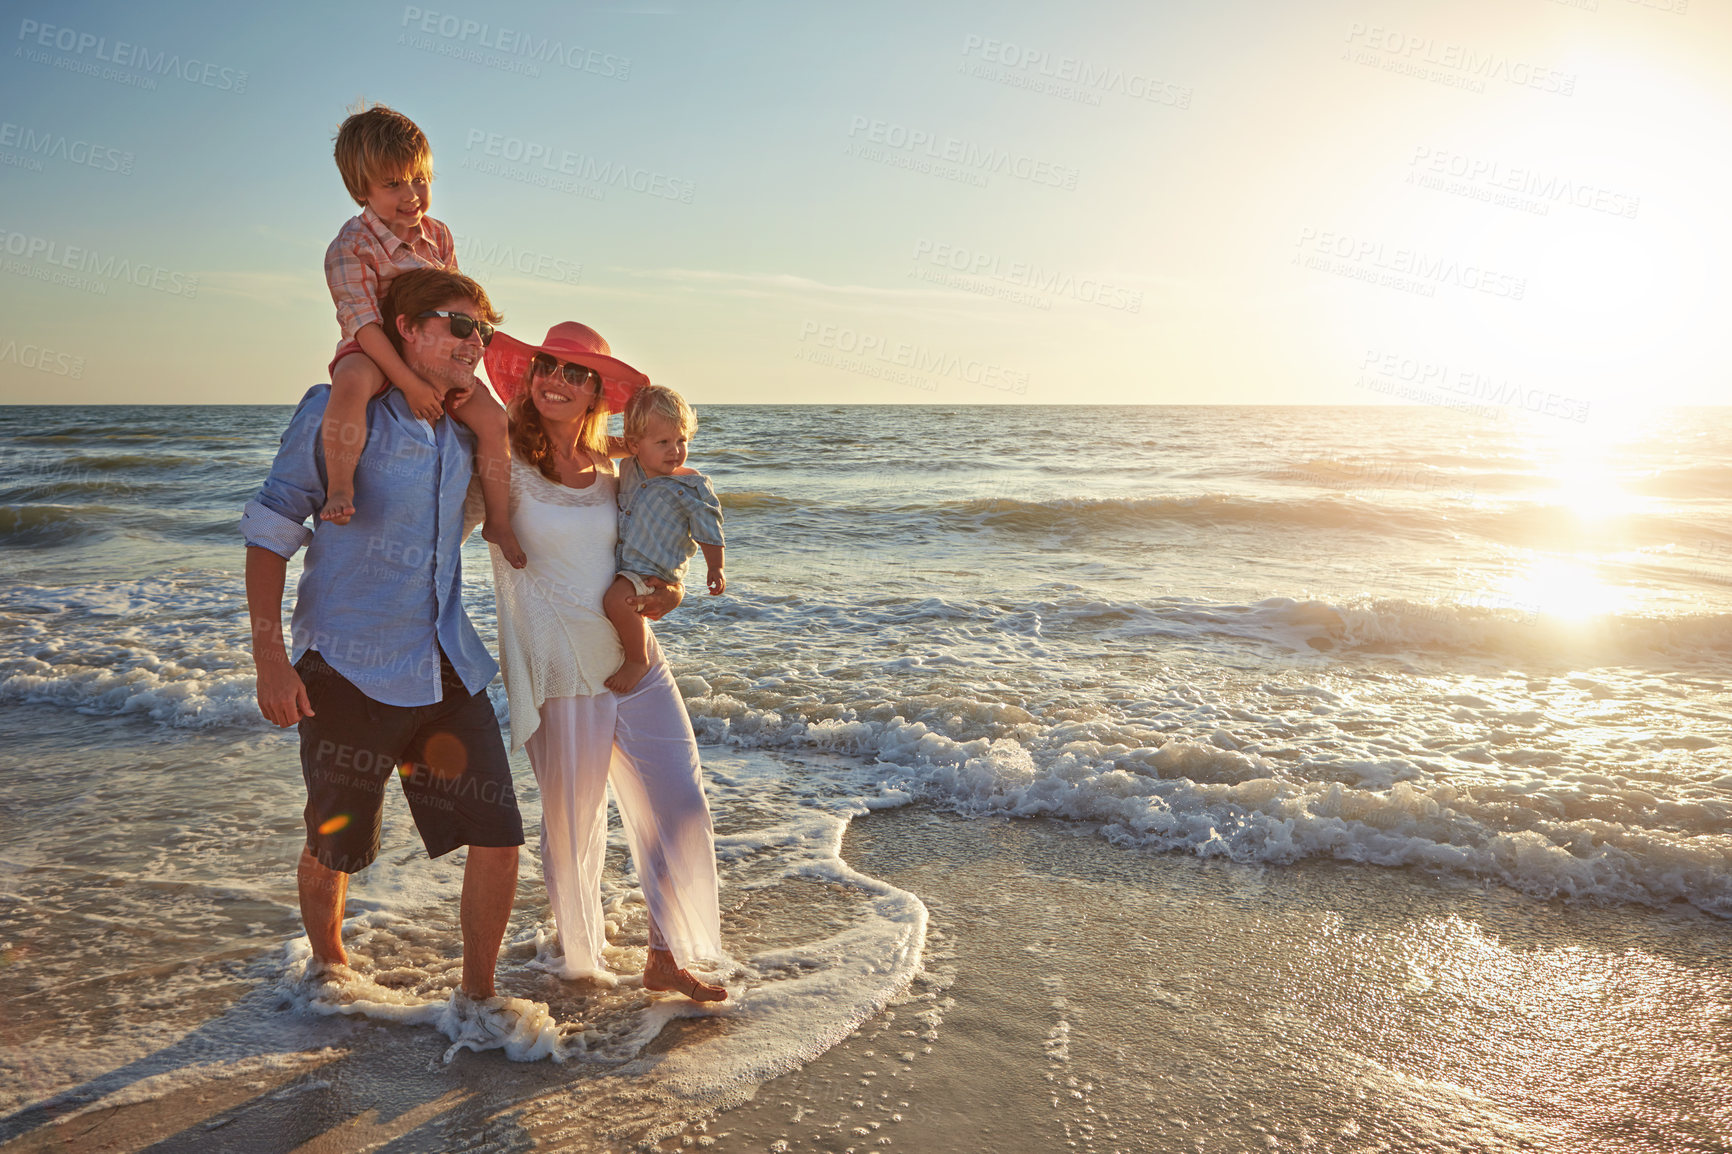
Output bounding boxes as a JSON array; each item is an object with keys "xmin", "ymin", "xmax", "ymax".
[
  {"xmin": 531, "ymin": 353, "xmax": 602, "ymax": 390},
  {"xmin": 417, "ymin": 310, "xmax": 496, "ymax": 345}
]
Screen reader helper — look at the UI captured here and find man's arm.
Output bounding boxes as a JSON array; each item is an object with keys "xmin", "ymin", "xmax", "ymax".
[
  {"xmin": 240, "ymin": 390, "xmax": 328, "ymax": 725},
  {"xmin": 247, "ymin": 546, "xmax": 313, "ymax": 727}
]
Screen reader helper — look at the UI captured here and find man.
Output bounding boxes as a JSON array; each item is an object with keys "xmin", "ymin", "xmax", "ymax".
[{"xmin": 242, "ymin": 267, "xmax": 521, "ymax": 1019}]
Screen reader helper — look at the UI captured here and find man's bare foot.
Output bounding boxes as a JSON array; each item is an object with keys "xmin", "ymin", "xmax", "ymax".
[
  {"xmin": 299, "ymin": 958, "xmax": 357, "ymax": 993},
  {"xmin": 604, "ymin": 660, "xmax": 650, "ymax": 694},
  {"xmin": 643, "ymin": 948, "xmax": 727, "ymax": 1002},
  {"xmin": 483, "ymin": 520, "xmax": 527, "ymax": 569},
  {"xmin": 320, "ymin": 489, "xmax": 355, "ymax": 525}
]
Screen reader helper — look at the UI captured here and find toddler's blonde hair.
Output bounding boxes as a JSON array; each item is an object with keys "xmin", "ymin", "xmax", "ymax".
[{"xmin": 623, "ymin": 385, "xmax": 696, "ymax": 441}]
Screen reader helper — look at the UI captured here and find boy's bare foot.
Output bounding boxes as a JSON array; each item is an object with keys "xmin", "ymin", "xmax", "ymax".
[
  {"xmin": 643, "ymin": 948, "xmax": 727, "ymax": 1002},
  {"xmin": 320, "ymin": 489, "xmax": 355, "ymax": 525},
  {"xmin": 483, "ymin": 520, "xmax": 527, "ymax": 569},
  {"xmin": 604, "ymin": 660, "xmax": 650, "ymax": 694}
]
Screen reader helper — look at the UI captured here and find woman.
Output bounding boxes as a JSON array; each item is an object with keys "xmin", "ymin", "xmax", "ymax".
[{"xmin": 480, "ymin": 320, "xmax": 726, "ymax": 1002}]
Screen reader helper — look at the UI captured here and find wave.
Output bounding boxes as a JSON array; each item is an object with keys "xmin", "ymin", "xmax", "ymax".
[
  {"xmin": 828, "ymin": 493, "xmax": 1732, "ymax": 559},
  {"xmin": 56, "ymin": 453, "xmax": 207, "ymax": 472},
  {"xmin": 10, "ymin": 633, "xmax": 1723, "ymax": 920},
  {"xmin": 1629, "ymin": 464, "xmax": 1732, "ymax": 500},
  {"xmin": 921, "ymin": 494, "xmax": 1445, "ymax": 537},
  {"xmin": 0, "ymin": 478, "xmax": 150, "ymax": 503},
  {"xmin": 677, "ymin": 695, "xmax": 1732, "ymax": 921},
  {"xmin": 0, "ymin": 504, "xmax": 110, "ymax": 544},
  {"xmin": 718, "ymin": 491, "xmax": 802, "ymax": 511},
  {"xmin": 1053, "ymin": 592, "xmax": 1732, "ymax": 660}
]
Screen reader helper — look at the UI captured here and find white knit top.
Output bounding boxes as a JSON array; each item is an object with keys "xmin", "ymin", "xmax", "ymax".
[{"xmin": 488, "ymin": 456, "xmax": 627, "ymax": 750}]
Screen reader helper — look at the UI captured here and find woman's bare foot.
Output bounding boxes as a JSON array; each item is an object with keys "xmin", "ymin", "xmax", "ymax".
[
  {"xmin": 483, "ymin": 519, "xmax": 527, "ymax": 569},
  {"xmin": 604, "ymin": 660, "xmax": 650, "ymax": 694},
  {"xmin": 320, "ymin": 489, "xmax": 355, "ymax": 525},
  {"xmin": 643, "ymin": 948, "xmax": 726, "ymax": 1002}
]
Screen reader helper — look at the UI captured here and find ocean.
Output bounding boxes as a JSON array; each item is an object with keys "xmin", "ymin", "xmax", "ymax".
[{"xmin": 1, "ymin": 402, "xmax": 1728, "ymax": 1152}]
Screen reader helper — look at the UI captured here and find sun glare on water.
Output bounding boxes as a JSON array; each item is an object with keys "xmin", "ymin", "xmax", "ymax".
[{"xmin": 1496, "ymin": 410, "xmax": 1650, "ymax": 624}]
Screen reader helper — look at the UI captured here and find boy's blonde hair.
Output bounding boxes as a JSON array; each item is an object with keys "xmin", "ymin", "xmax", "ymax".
[
  {"xmin": 334, "ymin": 104, "xmax": 433, "ymax": 205},
  {"xmin": 623, "ymin": 385, "xmax": 696, "ymax": 441}
]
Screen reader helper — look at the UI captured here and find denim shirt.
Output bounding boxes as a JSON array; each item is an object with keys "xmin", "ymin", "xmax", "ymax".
[{"xmin": 240, "ymin": 385, "xmax": 497, "ymax": 707}]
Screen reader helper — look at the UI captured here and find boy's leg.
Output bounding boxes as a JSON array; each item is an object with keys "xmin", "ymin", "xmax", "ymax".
[
  {"xmin": 449, "ymin": 387, "xmax": 526, "ymax": 568},
  {"xmin": 321, "ymin": 353, "xmax": 384, "ymax": 524},
  {"xmin": 603, "ymin": 575, "xmax": 653, "ymax": 693}
]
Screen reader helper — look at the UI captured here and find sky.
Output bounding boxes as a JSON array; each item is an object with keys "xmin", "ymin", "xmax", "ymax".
[{"xmin": 0, "ymin": 0, "xmax": 1726, "ymax": 406}]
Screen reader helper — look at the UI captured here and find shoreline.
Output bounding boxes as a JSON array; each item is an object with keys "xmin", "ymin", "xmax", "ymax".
[{"xmin": 6, "ymin": 802, "xmax": 1726, "ymax": 1153}]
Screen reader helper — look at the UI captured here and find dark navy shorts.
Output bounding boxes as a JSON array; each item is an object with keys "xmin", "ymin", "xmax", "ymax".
[{"xmin": 296, "ymin": 651, "xmax": 523, "ymax": 873}]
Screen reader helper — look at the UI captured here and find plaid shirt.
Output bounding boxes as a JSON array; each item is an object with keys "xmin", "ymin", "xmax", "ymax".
[
  {"xmin": 323, "ymin": 207, "xmax": 458, "ymax": 342},
  {"xmin": 616, "ymin": 457, "xmax": 725, "ymax": 585}
]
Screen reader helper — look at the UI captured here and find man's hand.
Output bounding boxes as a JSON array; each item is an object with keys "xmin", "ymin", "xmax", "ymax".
[
  {"xmin": 706, "ymin": 569, "xmax": 726, "ymax": 595},
  {"xmin": 256, "ymin": 660, "xmax": 314, "ymax": 728},
  {"xmin": 628, "ymin": 579, "xmax": 684, "ymax": 620},
  {"xmin": 398, "ymin": 373, "xmax": 448, "ymax": 422}
]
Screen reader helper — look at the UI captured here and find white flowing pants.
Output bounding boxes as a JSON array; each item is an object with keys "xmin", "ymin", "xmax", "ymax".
[{"xmin": 524, "ymin": 656, "xmax": 724, "ymax": 979}]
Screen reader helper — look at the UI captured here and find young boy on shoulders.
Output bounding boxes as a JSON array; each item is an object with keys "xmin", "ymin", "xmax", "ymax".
[{"xmin": 320, "ymin": 103, "xmax": 524, "ymax": 566}]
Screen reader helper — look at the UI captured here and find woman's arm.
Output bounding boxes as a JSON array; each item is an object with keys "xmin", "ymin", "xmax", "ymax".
[
  {"xmin": 628, "ymin": 577, "xmax": 683, "ymax": 620},
  {"xmin": 604, "ymin": 435, "xmax": 632, "ymax": 459}
]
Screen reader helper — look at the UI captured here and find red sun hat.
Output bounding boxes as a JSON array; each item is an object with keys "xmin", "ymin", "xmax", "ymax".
[{"xmin": 482, "ymin": 321, "xmax": 649, "ymax": 412}]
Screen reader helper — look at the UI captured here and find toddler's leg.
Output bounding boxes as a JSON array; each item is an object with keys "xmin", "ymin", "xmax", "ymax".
[
  {"xmin": 603, "ymin": 576, "xmax": 653, "ymax": 694},
  {"xmin": 321, "ymin": 354, "xmax": 383, "ymax": 524},
  {"xmin": 449, "ymin": 387, "xmax": 526, "ymax": 568}
]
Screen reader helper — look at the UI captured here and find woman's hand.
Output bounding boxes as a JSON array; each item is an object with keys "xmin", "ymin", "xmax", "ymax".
[{"xmin": 629, "ymin": 578, "xmax": 683, "ymax": 620}]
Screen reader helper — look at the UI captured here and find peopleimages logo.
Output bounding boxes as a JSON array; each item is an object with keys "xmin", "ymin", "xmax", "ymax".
[
  {"xmin": 959, "ymin": 35, "xmax": 1192, "ymax": 108},
  {"xmin": 845, "ymin": 116, "xmax": 1080, "ymax": 190},
  {"xmin": 1408, "ymin": 147, "xmax": 1639, "ymax": 219},
  {"xmin": 1295, "ymin": 228, "xmax": 1526, "ymax": 301},
  {"xmin": 399, "ymin": 7, "xmax": 629, "ymax": 79},
  {"xmin": 0, "ymin": 338, "xmax": 83, "ymax": 377},
  {"xmin": 0, "ymin": 229, "xmax": 199, "ymax": 297},
  {"xmin": 1359, "ymin": 348, "xmax": 1590, "ymax": 422},
  {"xmin": 462, "ymin": 130, "xmax": 695, "ymax": 203},
  {"xmin": 910, "ymin": 240, "xmax": 1142, "ymax": 313},
  {"xmin": 797, "ymin": 321, "xmax": 1030, "ymax": 394},
  {"xmin": 1343, "ymin": 22, "xmax": 1575, "ymax": 95},
  {"xmin": 15, "ymin": 19, "xmax": 248, "ymax": 93},
  {"xmin": 0, "ymin": 121, "xmax": 134, "ymax": 174}
]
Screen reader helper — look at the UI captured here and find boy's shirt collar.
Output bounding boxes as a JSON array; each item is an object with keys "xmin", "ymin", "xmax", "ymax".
[{"xmin": 359, "ymin": 204, "xmax": 431, "ymax": 252}]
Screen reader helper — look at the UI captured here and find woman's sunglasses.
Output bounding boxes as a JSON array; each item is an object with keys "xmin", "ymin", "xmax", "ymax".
[
  {"xmin": 531, "ymin": 353, "xmax": 602, "ymax": 390},
  {"xmin": 417, "ymin": 310, "xmax": 496, "ymax": 345}
]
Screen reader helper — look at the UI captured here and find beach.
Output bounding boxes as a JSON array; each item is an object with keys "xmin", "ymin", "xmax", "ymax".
[{"xmin": 2, "ymin": 402, "xmax": 1730, "ymax": 1151}]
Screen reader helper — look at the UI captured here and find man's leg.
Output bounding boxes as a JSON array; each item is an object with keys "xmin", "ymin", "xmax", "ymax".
[
  {"xmin": 400, "ymin": 658, "xmax": 527, "ymax": 1000},
  {"xmin": 298, "ymin": 845, "xmax": 350, "ymax": 967},
  {"xmin": 296, "ymin": 652, "xmax": 401, "ymax": 971},
  {"xmin": 460, "ymin": 845, "xmax": 518, "ymax": 999}
]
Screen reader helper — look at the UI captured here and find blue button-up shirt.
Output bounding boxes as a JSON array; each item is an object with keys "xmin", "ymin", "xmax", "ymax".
[{"xmin": 240, "ymin": 385, "xmax": 497, "ymax": 707}]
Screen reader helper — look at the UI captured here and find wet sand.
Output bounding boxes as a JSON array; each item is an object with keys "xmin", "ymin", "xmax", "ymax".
[{"xmin": 4, "ymin": 806, "xmax": 1728, "ymax": 1153}]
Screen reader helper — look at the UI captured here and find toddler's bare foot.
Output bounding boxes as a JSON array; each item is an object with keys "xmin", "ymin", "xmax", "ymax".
[
  {"xmin": 604, "ymin": 660, "xmax": 650, "ymax": 694},
  {"xmin": 320, "ymin": 489, "xmax": 355, "ymax": 525},
  {"xmin": 643, "ymin": 948, "xmax": 726, "ymax": 1002},
  {"xmin": 483, "ymin": 520, "xmax": 527, "ymax": 569}
]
